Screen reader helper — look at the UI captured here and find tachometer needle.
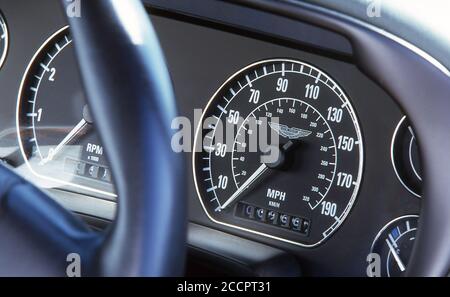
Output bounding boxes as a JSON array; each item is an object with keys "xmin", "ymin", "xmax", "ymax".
[
  {"xmin": 220, "ymin": 163, "xmax": 269, "ymax": 210},
  {"xmin": 385, "ymin": 238, "xmax": 406, "ymax": 272},
  {"xmin": 40, "ymin": 118, "xmax": 88, "ymax": 165}
]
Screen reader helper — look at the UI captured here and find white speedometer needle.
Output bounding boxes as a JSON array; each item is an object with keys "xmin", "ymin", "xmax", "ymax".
[
  {"xmin": 220, "ymin": 163, "xmax": 269, "ymax": 210},
  {"xmin": 385, "ymin": 238, "xmax": 406, "ymax": 272},
  {"xmin": 40, "ymin": 118, "xmax": 88, "ymax": 165}
]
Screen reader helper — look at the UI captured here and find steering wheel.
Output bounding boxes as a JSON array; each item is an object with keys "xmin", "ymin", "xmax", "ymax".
[{"xmin": 0, "ymin": 0, "xmax": 185, "ymax": 276}]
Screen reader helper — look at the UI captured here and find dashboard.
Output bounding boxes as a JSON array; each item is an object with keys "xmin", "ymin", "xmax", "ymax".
[{"xmin": 0, "ymin": 0, "xmax": 424, "ymax": 276}]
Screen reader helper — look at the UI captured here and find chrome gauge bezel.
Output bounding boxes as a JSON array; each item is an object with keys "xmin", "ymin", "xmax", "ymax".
[
  {"xmin": 0, "ymin": 11, "xmax": 9, "ymax": 70},
  {"xmin": 16, "ymin": 26, "xmax": 116, "ymax": 198},
  {"xmin": 391, "ymin": 116, "xmax": 421, "ymax": 198},
  {"xmin": 369, "ymin": 214, "xmax": 419, "ymax": 277},
  {"xmin": 192, "ymin": 58, "xmax": 364, "ymax": 247}
]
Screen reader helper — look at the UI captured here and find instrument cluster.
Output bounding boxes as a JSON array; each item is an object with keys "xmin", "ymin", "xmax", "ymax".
[{"xmin": 0, "ymin": 2, "xmax": 422, "ymax": 276}]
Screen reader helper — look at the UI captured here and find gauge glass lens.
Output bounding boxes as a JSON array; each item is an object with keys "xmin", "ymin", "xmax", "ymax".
[
  {"xmin": 370, "ymin": 215, "xmax": 418, "ymax": 277},
  {"xmin": 0, "ymin": 11, "xmax": 8, "ymax": 69},
  {"xmin": 17, "ymin": 27, "xmax": 114, "ymax": 198},
  {"xmin": 193, "ymin": 59, "xmax": 363, "ymax": 247}
]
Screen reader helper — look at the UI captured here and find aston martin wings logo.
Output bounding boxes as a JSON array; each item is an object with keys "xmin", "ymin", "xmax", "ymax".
[{"xmin": 268, "ymin": 122, "xmax": 312, "ymax": 140}]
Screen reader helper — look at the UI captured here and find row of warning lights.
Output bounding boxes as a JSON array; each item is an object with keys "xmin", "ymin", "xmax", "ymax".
[{"xmin": 236, "ymin": 202, "xmax": 310, "ymax": 235}]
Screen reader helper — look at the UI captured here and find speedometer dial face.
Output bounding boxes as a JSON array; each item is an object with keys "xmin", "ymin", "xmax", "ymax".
[
  {"xmin": 193, "ymin": 59, "xmax": 363, "ymax": 247},
  {"xmin": 0, "ymin": 11, "xmax": 8, "ymax": 69},
  {"xmin": 16, "ymin": 27, "xmax": 114, "ymax": 198}
]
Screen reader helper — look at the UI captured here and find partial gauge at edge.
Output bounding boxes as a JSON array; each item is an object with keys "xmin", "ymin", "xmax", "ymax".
[
  {"xmin": 193, "ymin": 59, "xmax": 364, "ymax": 247},
  {"xmin": 16, "ymin": 26, "xmax": 115, "ymax": 198},
  {"xmin": 0, "ymin": 11, "xmax": 9, "ymax": 69},
  {"xmin": 391, "ymin": 116, "xmax": 422, "ymax": 197}
]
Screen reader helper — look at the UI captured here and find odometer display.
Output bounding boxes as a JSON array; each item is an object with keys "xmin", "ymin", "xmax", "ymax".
[{"xmin": 193, "ymin": 59, "xmax": 363, "ymax": 247}]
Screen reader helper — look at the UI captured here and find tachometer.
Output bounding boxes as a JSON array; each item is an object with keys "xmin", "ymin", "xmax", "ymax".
[
  {"xmin": 193, "ymin": 59, "xmax": 363, "ymax": 247},
  {"xmin": 16, "ymin": 27, "xmax": 114, "ymax": 198}
]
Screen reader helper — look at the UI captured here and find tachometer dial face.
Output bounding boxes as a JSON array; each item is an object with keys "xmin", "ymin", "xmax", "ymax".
[
  {"xmin": 370, "ymin": 215, "xmax": 418, "ymax": 277},
  {"xmin": 16, "ymin": 27, "xmax": 114, "ymax": 198},
  {"xmin": 0, "ymin": 11, "xmax": 9, "ymax": 69},
  {"xmin": 193, "ymin": 59, "xmax": 363, "ymax": 247}
]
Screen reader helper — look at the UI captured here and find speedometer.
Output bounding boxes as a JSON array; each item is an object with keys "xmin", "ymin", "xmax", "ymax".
[{"xmin": 193, "ymin": 59, "xmax": 363, "ymax": 247}]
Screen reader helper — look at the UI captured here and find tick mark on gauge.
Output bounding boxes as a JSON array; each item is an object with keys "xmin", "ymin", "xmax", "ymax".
[
  {"xmin": 40, "ymin": 63, "xmax": 50, "ymax": 72},
  {"xmin": 245, "ymin": 75, "xmax": 253, "ymax": 87},
  {"xmin": 217, "ymin": 105, "xmax": 227, "ymax": 114},
  {"xmin": 207, "ymin": 186, "xmax": 217, "ymax": 193}
]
